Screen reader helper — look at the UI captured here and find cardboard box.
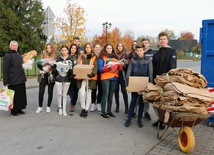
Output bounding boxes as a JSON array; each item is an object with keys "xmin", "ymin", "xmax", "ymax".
[
  {"xmin": 127, "ymin": 76, "xmax": 149, "ymax": 92},
  {"xmin": 73, "ymin": 64, "xmax": 94, "ymax": 80}
]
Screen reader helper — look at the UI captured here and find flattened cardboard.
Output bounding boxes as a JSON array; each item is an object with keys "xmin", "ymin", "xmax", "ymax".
[
  {"xmin": 73, "ymin": 64, "xmax": 94, "ymax": 80},
  {"xmin": 128, "ymin": 76, "xmax": 149, "ymax": 92}
]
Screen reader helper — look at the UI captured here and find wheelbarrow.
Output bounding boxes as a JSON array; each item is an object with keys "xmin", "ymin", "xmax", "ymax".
[{"xmin": 155, "ymin": 108, "xmax": 211, "ymax": 154}]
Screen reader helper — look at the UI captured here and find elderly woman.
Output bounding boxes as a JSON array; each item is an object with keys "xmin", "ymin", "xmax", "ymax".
[{"xmin": 3, "ymin": 40, "xmax": 27, "ymax": 116}]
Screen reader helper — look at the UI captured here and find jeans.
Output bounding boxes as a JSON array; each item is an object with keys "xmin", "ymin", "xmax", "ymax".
[
  {"xmin": 69, "ymin": 81, "xmax": 79, "ymax": 106},
  {"xmin": 38, "ymin": 75, "xmax": 55, "ymax": 107},
  {"xmin": 127, "ymin": 92, "xmax": 144, "ymax": 121},
  {"xmin": 114, "ymin": 72, "xmax": 128, "ymax": 106},
  {"xmin": 92, "ymin": 80, "xmax": 102, "ymax": 103},
  {"xmin": 101, "ymin": 79, "xmax": 118, "ymax": 113}
]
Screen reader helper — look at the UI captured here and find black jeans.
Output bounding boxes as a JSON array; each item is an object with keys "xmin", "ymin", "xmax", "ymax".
[
  {"xmin": 91, "ymin": 80, "xmax": 102, "ymax": 104},
  {"xmin": 114, "ymin": 72, "xmax": 128, "ymax": 106},
  {"xmin": 38, "ymin": 75, "xmax": 54, "ymax": 107},
  {"xmin": 69, "ymin": 80, "xmax": 79, "ymax": 106}
]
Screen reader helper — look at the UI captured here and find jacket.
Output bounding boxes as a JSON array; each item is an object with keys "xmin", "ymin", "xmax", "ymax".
[
  {"xmin": 55, "ymin": 56, "xmax": 74, "ymax": 83},
  {"xmin": 152, "ymin": 47, "xmax": 177, "ymax": 80},
  {"xmin": 126, "ymin": 54, "xmax": 153, "ymax": 86},
  {"xmin": 76, "ymin": 53, "xmax": 98, "ymax": 90},
  {"xmin": 3, "ymin": 50, "xmax": 26, "ymax": 85}
]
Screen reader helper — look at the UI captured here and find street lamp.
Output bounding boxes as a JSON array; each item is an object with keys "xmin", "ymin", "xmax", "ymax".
[{"xmin": 102, "ymin": 22, "xmax": 112, "ymax": 43}]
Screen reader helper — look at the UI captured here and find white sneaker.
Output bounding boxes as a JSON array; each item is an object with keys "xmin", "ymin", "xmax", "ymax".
[
  {"xmin": 35, "ymin": 107, "xmax": 43, "ymax": 114},
  {"xmin": 90, "ymin": 103, "xmax": 96, "ymax": 112},
  {"xmin": 97, "ymin": 104, "xmax": 101, "ymax": 112},
  {"xmin": 58, "ymin": 109, "xmax": 62, "ymax": 115},
  {"xmin": 63, "ymin": 111, "xmax": 67, "ymax": 116},
  {"xmin": 46, "ymin": 107, "xmax": 51, "ymax": 113}
]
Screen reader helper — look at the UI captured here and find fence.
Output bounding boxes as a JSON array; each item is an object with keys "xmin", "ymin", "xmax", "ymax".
[{"xmin": 0, "ymin": 57, "xmax": 40, "ymax": 78}]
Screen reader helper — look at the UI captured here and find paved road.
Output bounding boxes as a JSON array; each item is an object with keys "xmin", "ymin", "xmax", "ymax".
[{"xmin": 1, "ymin": 61, "xmax": 214, "ymax": 155}]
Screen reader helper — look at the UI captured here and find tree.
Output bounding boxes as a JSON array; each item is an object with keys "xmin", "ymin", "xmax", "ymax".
[
  {"xmin": 0, "ymin": 0, "xmax": 46, "ymax": 54},
  {"xmin": 180, "ymin": 31, "xmax": 195, "ymax": 40},
  {"xmin": 92, "ymin": 27, "xmax": 134, "ymax": 52},
  {"xmin": 162, "ymin": 28, "xmax": 177, "ymax": 40},
  {"xmin": 55, "ymin": 0, "xmax": 86, "ymax": 46},
  {"xmin": 137, "ymin": 35, "xmax": 158, "ymax": 48}
]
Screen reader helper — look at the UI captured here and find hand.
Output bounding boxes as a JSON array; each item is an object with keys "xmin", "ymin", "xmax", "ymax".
[
  {"xmin": 87, "ymin": 73, "xmax": 95, "ymax": 78},
  {"xmin": 71, "ymin": 74, "xmax": 76, "ymax": 78}
]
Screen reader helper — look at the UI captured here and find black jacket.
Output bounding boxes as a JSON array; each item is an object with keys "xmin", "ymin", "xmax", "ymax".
[
  {"xmin": 3, "ymin": 50, "xmax": 26, "ymax": 85},
  {"xmin": 152, "ymin": 47, "xmax": 177, "ymax": 80}
]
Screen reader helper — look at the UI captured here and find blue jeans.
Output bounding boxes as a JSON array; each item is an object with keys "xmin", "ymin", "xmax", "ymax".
[
  {"xmin": 101, "ymin": 79, "xmax": 118, "ymax": 113},
  {"xmin": 127, "ymin": 92, "xmax": 144, "ymax": 121}
]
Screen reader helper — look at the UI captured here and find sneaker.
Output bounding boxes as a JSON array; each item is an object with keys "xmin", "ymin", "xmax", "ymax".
[
  {"xmin": 35, "ymin": 107, "xmax": 43, "ymax": 114},
  {"xmin": 70, "ymin": 105, "xmax": 75, "ymax": 112},
  {"xmin": 101, "ymin": 113, "xmax": 109, "ymax": 119},
  {"xmin": 80, "ymin": 109, "xmax": 85, "ymax": 117},
  {"xmin": 97, "ymin": 104, "xmax": 101, "ymax": 112},
  {"xmin": 137, "ymin": 120, "xmax": 143, "ymax": 128},
  {"xmin": 63, "ymin": 111, "xmax": 67, "ymax": 116},
  {"xmin": 58, "ymin": 108, "xmax": 62, "ymax": 115},
  {"xmin": 159, "ymin": 121, "xmax": 166, "ymax": 130},
  {"xmin": 46, "ymin": 107, "xmax": 51, "ymax": 113},
  {"xmin": 83, "ymin": 110, "xmax": 88, "ymax": 118},
  {"xmin": 90, "ymin": 103, "xmax": 96, "ymax": 112},
  {"xmin": 152, "ymin": 120, "xmax": 159, "ymax": 127},
  {"xmin": 144, "ymin": 112, "xmax": 151, "ymax": 121},
  {"xmin": 107, "ymin": 111, "xmax": 116, "ymax": 117},
  {"xmin": 124, "ymin": 120, "xmax": 131, "ymax": 127}
]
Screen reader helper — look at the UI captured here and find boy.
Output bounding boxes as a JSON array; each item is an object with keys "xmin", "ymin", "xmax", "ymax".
[
  {"xmin": 142, "ymin": 38, "xmax": 155, "ymax": 121},
  {"xmin": 124, "ymin": 45, "xmax": 153, "ymax": 128},
  {"xmin": 152, "ymin": 32, "xmax": 177, "ymax": 129}
]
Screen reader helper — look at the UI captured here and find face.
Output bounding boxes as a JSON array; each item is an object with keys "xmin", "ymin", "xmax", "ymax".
[
  {"xmin": 159, "ymin": 36, "xmax": 168, "ymax": 47},
  {"xmin": 94, "ymin": 45, "xmax": 101, "ymax": 54},
  {"xmin": 10, "ymin": 42, "xmax": 18, "ymax": 51},
  {"xmin": 132, "ymin": 42, "xmax": 137, "ymax": 50},
  {"xmin": 46, "ymin": 45, "xmax": 52, "ymax": 54},
  {"xmin": 73, "ymin": 39, "xmax": 80, "ymax": 46},
  {"xmin": 85, "ymin": 44, "xmax": 92, "ymax": 54},
  {"xmin": 70, "ymin": 46, "xmax": 77, "ymax": 55},
  {"xmin": 136, "ymin": 48, "xmax": 145, "ymax": 58},
  {"xmin": 106, "ymin": 45, "xmax": 113, "ymax": 54},
  {"xmin": 142, "ymin": 41, "xmax": 150, "ymax": 50},
  {"xmin": 61, "ymin": 47, "xmax": 69, "ymax": 56},
  {"xmin": 117, "ymin": 43, "xmax": 123, "ymax": 52}
]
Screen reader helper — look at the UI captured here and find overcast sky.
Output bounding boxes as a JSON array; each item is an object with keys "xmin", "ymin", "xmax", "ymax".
[{"xmin": 42, "ymin": 0, "xmax": 214, "ymax": 40}]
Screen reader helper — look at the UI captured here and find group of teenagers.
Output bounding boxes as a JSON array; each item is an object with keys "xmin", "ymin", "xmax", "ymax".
[{"xmin": 3, "ymin": 31, "xmax": 177, "ymax": 129}]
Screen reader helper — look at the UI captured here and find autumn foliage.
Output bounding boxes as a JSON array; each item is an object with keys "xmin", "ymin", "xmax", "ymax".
[
  {"xmin": 180, "ymin": 31, "xmax": 195, "ymax": 40},
  {"xmin": 92, "ymin": 27, "xmax": 134, "ymax": 52}
]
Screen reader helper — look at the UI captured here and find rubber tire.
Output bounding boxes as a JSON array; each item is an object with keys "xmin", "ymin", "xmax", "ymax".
[{"xmin": 178, "ymin": 126, "xmax": 195, "ymax": 153}]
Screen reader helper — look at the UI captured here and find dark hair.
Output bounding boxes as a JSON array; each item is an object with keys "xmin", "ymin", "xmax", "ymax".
[
  {"xmin": 135, "ymin": 44, "xmax": 144, "ymax": 49},
  {"xmin": 69, "ymin": 43, "xmax": 78, "ymax": 59},
  {"xmin": 131, "ymin": 40, "xmax": 138, "ymax": 52},
  {"xmin": 141, "ymin": 38, "xmax": 150, "ymax": 42},
  {"xmin": 158, "ymin": 32, "xmax": 168, "ymax": 39},
  {"xmin": 93, "ymin": 43, "xmax": 101, "ymax": 48},
  {"xmin": 99, "ymin": 43, "xmax": 118, "ymax": 59},
  {"xmin": 116, "ymin": 41, "xmax": 125, "ymax": 53},
  {"xmin": 73, "ymin": 37, "xmax": 80, "ymax": 40},
  {"xmin": 60, "ymin": 45, "xmax": 70, "ymax": 55}
]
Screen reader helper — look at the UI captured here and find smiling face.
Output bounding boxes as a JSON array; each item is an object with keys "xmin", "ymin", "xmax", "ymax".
[
  {"xmin": 46, "ymin": 45, "xmax": 52, "ymax": 54},
  {"xmin": 10, "ymin": 42, "xmax": 18, "ymax": 51},
  {"xmin": 85, "ymin": 44, "xmax": 92, "ymax": 54},
  {"xmin": 70, "ymin": 45, "xmax": 77, "ymax": 55},
  {"xmin": 159, "ymin": 35, "xmax": 168, "ymax": 47},
  {"xmin": 94, "ymin": 44, "xmax": 101, "ymax": 55},
  {"xmin": 106, "ymin": 45, "xmax": 113, "ymax": 54}
]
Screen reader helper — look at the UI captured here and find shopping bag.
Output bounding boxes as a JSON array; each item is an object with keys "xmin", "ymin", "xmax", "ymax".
[{"xmin": 0, "ymin": 87, "xmax": 14, "ymax": 111}]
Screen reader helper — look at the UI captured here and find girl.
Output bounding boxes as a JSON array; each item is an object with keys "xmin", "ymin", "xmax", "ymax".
[
  {"xmin": 77, "ymin": 42, "xmax": 98, "ymax": 118},
  {"xmin": 98, "ymin": 43, "xmax": 123, "ymax": 119},
  {"xmin": 90, "ymin": 43, "xmax": 102, "ymax": 112},
  {"xmin": 55, "ymin": 45, "xmax": 73, "ymax": 116},
  {"xmin": 114, "ymin": 42, "xmax": 129, "ymax": 114},
  {"xmin": 36, "ymin": 43, "xmax": 57, "ymax": 114},
  {"xmin": 129, "ymin": 40, "xmax": 138, "ymax": 59},
  {"xmin": 68, "ymin": 43, "xmax": 79, "ymax": 112}
]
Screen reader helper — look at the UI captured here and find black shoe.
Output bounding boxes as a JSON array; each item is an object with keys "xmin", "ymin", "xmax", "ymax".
[
  {"xmin": 83, "ymin": 110, "xmax": 88, "ymax": 118},
  {"xmin": 144, "ymin": 112, "xmax": 151, "ymax": 121},
  {"xmin": 137, "ymin": 120, "xmax": 143, "ymax": 128},
  {"xmin": 11, "ymin": 111, "xmax": 19, "ymax": 116},
  {"xmin": 107, "ymin": 111, "xmax": 116, "ymax": 117},
  {"xmin": 152, "ymin": 120, "xmax": 159, "ymax": 127},
  {"xmin": 80, "ymin": 109, "xmax": 85, "ymax": 117},
  {"xmin": 131, "ymin": 113, "xmax": 136, "ymax": 118},
  {"xmin": 159, "ymin": 121, "xmax": 166, "ymax": 130},
  {"xmin": 101, "ymin": 113, "xmax": 109, "ymax": 119},
  {"xmin": 18, "ymin": 110, "xmax": 25, "ymax": 114},
  {"xmin": 124, "ymin": 120, "xmax": 131, "ymax": 127}
]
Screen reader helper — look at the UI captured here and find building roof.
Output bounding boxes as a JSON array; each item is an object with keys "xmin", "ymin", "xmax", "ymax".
[{"xmin": 168, "ymin": 40, "xmax": 197, "ymax": 51}]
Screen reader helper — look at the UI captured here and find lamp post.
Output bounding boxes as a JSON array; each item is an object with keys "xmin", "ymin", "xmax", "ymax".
[{"xmin": 102, "ymin": 22, "xmax": 112, "ymax": 43}]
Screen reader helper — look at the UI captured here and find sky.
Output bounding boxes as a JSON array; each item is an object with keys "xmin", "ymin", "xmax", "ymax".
[{"xmin": 41, "ymin": 0, "xmax": 214, "ymax": 40}]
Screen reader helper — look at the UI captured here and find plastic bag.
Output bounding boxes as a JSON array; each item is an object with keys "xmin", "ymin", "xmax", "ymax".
[{"xmin": 0, "ymin": 87, "xmax": 14, "ymax": 111}]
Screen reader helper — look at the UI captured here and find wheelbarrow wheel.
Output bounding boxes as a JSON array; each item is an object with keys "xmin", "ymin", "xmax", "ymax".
[{"xmin": 178, "ymin": 126, "xmax": 195, "ymax": 153}]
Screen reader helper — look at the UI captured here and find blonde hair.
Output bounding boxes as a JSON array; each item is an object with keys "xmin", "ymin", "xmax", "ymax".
[{"xmin": 41, "ymin": 43, "xmax": 57, "ymax": 59}]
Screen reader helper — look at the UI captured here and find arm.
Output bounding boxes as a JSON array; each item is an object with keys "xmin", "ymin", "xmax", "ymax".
[
  {"xmin": 148, "ymin": 60, "xmax": 153, "ymax": 83},
  {"xmin": 125, "ymin": 59, "xmax": 132, "ymax": 87},
  {"xmin": 169, "ymin": 49, "xmax": 177, "ymax": 69},
  {"xmin": 3, "ymin": 54, "xmax": 10, "ymax": 86}
]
